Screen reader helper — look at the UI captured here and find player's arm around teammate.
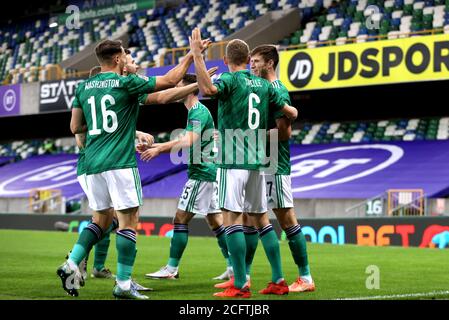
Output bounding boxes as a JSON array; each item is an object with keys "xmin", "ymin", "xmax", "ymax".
[
  {"xmin": 123, "ymin": 49, "xmax": 217, "ymax": 106},
  {"xmin": 189, "ymin": 28, "xmax": 298, "ymax": 122},
  {"xmin": 152, "ymin": 39, "xmax": 212, "ymax": 91},
  {"xmin": 144, "ymin": 67, "xmax": 217, "ymax": 105}
]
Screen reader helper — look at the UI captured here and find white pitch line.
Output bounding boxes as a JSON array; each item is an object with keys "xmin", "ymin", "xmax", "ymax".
[{"xmin": 335, "ymin": 290, "xmax": 449, "ymax": 300}]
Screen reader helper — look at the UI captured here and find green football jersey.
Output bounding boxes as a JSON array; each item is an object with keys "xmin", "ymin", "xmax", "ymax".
[
  {"xmin": 185, "ymin": 102, "xmax": 217, "ymax": 182},
  {"xmin": 72, "ymin": 72, "xmax": 156, "ymax": 175},
  {"xmin": 213, "ymin": 70, "xmax": 286, "ymax": 170},
  {"xmin": 138, "ymin": 93, "xmax": 148, "ymax": 105},
  {"xmin": 76, "ymin": 148, "xmax": 86, "ymax": 176},
  {"xmin": 268, "ymin": 80, "xmax": 292, "ymax": 176}
]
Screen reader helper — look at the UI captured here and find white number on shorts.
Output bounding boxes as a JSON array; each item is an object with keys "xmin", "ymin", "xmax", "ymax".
[
  {"xmin": 88, "ymin": 94, "xmax": 118, "ymax": 136},
  {"xmin": 267, "ymin": 181, "xmax": 273, "ymax": 197},
  {"xmin": 248, "ymin": 93, "xmax": 261, "ymax": 130},
  {"xmin": 182, "ymin": 186, "xmax": 191, "ymax": 200}
]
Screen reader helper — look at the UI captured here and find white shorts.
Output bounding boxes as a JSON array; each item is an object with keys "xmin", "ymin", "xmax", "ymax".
[
  {"xmin": 82, "ymin": 168, "xmax": 143, "ymax": 211},
  {"xmin": 177, "ymin": 179, "xmax": 221, "ymax": 215},
  {"xmin": 77, "ymin": 174, "xmax": 88, "ymax": 195},
  {"xmin": 218, "ymin": 168, "xmax": 267, "ymax": 214},
  {"xmin": 265, "ymin": 174, "xmax": 294, "ymax": 210}
]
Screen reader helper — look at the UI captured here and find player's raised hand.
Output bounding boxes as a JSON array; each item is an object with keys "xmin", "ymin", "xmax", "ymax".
[
  {"xmin": 200, "ymin": 38, "xmax": 212, "ymax": 54},
  {"xmin": 140, "ymin": 147, "xmax": 161, "ymax": 162},
  {"xmin": 207, "ymin": 66, "xmax": 219, "ymax": 77},
  {"xmin": 189, "ymin": 28, "xmax": 205, "ymax": 56}
]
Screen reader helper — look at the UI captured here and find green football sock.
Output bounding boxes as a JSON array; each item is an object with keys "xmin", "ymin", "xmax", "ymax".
[
  {"xmin": 285, "ymin": 225, "xmax": 311, "ymax": 277},
  {"xmin": 91, "ymin": 218, "xmax": 117, "ymax": 270},
  {"xmin": 225, "ymin": 225, "xmax": 246, "ymax": 289},
  {"xmin": 93, "ymin": 232, "xmax": 110, "ymax": 271},
  {"xmin": 213, "ymin": 225, "xmax": 232, "ymax": 267},
  {"xmin": 116, "ymin": 229, "xmax": 137, "ymax": 281},
  {"xmin": 259, "ymin": 225, "xmax": 284, "ymax": 283},
  {"xmin": 243, "ymin": 226, "xmax": 259, "ymax": 276},
  {"xmin": 69, "ymin": 223, "xmax": 103, "ymax": 265},
  {"xmin": 168, "ymin": 224, "xmax": 189, "ymax": 268}
]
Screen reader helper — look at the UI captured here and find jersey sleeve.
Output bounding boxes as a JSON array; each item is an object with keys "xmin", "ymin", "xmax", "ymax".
[
  {"xmin": 124, "ymin": 74, "xmax": 156, "ymax": 96},
  {"xmin": 71, "ymin": 85, "xmax": 82, "ymax": 109},
  {"xmin": 185, "ymin": 108, "xmax": 207, "ymax": 133},
  {"xmin": 274, "ymin": 87, "xmax": 292, "ymax": 119},
  {"xmin": 138, "ymin": 94, "xmax": 148, "ymax": 105},
  {"xmin": 212, "ymin": 72, "xmax": 233, "ymax": 99},
  {"xmin": 268, "ymin": 85, "xmax": 287, "ymax": 113}
]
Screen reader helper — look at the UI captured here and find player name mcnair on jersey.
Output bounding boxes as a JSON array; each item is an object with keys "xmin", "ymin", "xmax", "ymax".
[{"xmin": 84, "ymin": 79, "xmax": 121, "ymax": 90}]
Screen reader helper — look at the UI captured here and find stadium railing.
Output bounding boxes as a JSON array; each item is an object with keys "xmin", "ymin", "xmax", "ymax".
[
  {"xmin": 280, "ymin": 27, "xmax": 446, "ymax": 50},
  {"xmin": 2, "ymin": 26, "xmax": 446, "ymax": 86},
  {"xmin": 345, "ymin": 189, "xmax": 427, "ymax": 217}
]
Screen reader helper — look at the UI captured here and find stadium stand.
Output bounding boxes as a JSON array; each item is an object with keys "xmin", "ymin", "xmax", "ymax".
[
  {"xmin": 279, "ymin": 0, "xmax": 449, "ymax": 47},
  {"xmin": 0, "ymin": 0, "xmax": 448, "ymax": 219},
  {"xmin": 0, "ymin": 138, "xmax": 78, "ymax": 161},
  {"xmin": 133, "ymin": 116, "xmax": 449, "ymax": 144},
  {"xmin": 1, "ymin": 116, "xmax": 449, "ymax": 161},
  {"xmin": 2, "ymin": 0, "xmax": 449, "ymax": 84}
]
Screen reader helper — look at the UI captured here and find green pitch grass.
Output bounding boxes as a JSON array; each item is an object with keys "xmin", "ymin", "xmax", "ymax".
[{"xmin": 0, "ymin": 229, "xmax": 448, "ymax": 300}]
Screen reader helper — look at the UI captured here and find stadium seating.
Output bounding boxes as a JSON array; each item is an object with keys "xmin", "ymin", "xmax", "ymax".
[
  {"xmin": 0, "ymin": 138, "xmax": 78, "ymax": 161},
  {"xmin": 2, "ymin": 0, "xmax": 448, "ymax": 84},
  {"xmin": 1, "ymin": 116, "xmax": 448, "ymax": 162},
  {"xmin": 127, "ymin": 0, "xmax": 300, "ymax": 67},
  {"xmin": 0, "ymin": 15, "xmax": 131, "ymax": 84},
  {"xmin": 290, "ymin": 117, "xmax": 449, "ymax": 144},
  {"xmin": 280, "ymin": 0, "xmax": 449, "ymax": 48},
  {"xmin": 152, "ymin": 117, "xmax": 449, "ymax": 145}
]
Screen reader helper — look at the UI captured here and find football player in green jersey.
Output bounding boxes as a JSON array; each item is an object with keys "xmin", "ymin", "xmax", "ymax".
[
  {"xmin": 138, "ymin": 74, "xmax": 233, "ymax": 281},
  {"xmin": 73, "ymin": 65, "xmax": 154, "ymax": 291},
  {"xmin": 241, "ymin": 45, "xmax": 315, "ymax": 293},
  {"xmin": 123, "ymin": 49, "xmax": 233, "ymax": 280},
  {"xmin": 66, "ymin": 54, "xmax": 211, "ymax": 292},
  {"xmin": 58, "ymin": 39, "xmax": 206, "ymax": 299},
  {"xmin": 190, "ymin": 28, "xmax": 298, "ymax": 298}
]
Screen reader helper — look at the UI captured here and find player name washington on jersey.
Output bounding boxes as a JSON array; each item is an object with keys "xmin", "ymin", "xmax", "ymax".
[
  {"xmin": 72, "ymin": 72, "xmax": 156, "ymax": 175},
  {"xmin": 212, "ymin": 70, "xmax": 286, "ymax": 170},
  {"xmin": 268, "ymin": 79, "xmax": 292, "ymax": 176},
  {"xmin": 84, "ymin": 79, "xmax": 120, "ymax": 90}
]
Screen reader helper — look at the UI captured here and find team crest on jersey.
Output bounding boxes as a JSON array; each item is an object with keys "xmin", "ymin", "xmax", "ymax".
[
  {"xmin": 137, "ymin": 74, "xmax": 149, "ymax": 81},
  {"xmin": 189, "ymin": 119, "xmax": 201, "ymax": 126}
]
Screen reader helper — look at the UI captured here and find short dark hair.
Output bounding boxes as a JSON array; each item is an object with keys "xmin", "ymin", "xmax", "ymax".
[
  {"xmin": 225, "ymin": 39, "xmax": 250, "ymax": 66},
  {"xmin": 251, "ymin": 45, "xmax": 279, "ymax": 69},
  {"xmin": 182, "ymin": 74, "xmax": 199, "ymax": 96},
  {"xmin": 95, "ymin": 40, "xmax": 123, "ymax": 65},
  {"xmin": 89, "ymin": 66, "xmax": 101, "ymax": 78}
]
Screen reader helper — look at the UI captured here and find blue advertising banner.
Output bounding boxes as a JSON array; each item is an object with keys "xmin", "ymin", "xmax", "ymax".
[
  {"xmin": 288, "ymin": 141, "xmax": 449, "ymax": 199},
  {"xmin": 2, "ymin": 141, "xmax": 449, "ymax": 199},
  {"xmin": 0, "ymin": 84, "xmax": 20, "ymax": 117},
  {"xmin": 0, "ymin": 153, "xmax": 184, "ymax": 198},
  {"xmin": 143, "ymin": 141, "xmax": 449, "ymax": 199}
]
